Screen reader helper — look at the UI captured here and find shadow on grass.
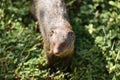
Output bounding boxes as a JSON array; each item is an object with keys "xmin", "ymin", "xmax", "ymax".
[
  {"xmin": 71, "ymin": 26, "xmax": 110, "ymax": 80},
  {"xmin": 67, "ymin": 0, "xmax": 112, "ymax": 80}
]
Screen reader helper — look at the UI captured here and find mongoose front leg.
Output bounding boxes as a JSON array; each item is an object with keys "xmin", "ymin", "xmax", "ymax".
[{"xmin": 64, "ymin": 54, "xmax": 73, "ymax": 72}]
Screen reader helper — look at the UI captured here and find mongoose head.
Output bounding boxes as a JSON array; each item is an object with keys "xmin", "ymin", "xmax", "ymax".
[{"xmin": 50, "ymin": 27, "xmax": 75, "ymax": 57}]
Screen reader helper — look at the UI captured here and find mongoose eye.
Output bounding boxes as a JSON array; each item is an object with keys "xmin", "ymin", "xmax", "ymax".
[{"xmin": 50, "ymin": 30, "xmax": 54, "ymax": 36}]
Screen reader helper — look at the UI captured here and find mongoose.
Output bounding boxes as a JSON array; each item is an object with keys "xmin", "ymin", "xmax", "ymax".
[{"xmin": 30, "ymin": 0, "xmax": 75, "ymax": 71}]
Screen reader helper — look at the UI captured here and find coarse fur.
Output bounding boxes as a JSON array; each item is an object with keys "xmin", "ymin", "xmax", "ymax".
[{"xmin": 31, "ymin": 0, "xmax": 75, "ymax": 71}]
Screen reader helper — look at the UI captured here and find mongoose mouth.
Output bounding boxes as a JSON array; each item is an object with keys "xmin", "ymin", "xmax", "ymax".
[{"xmin": 53, "ymin": 48, "xmax": 68, "ymax": 57}]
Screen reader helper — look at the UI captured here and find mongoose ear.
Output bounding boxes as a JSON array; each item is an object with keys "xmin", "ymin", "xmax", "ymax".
[
  {"xmin": 68, "ymin": 31, "xmax": 75, "ymax": 40},
  {"xmin": 68, "ymin": 31, "xmax": 74, "ymax": 37}
]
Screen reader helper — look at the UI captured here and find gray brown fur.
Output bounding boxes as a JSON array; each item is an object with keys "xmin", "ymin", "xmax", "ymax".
[{"xmin": 31, "ymin": 0, "xmax": 75, "ymax": 69}]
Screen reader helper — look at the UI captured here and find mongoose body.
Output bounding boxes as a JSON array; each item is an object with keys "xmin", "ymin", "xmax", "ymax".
[{"xmin": 31, "ymin": 0, "xmax": 75, "ymax": 70}]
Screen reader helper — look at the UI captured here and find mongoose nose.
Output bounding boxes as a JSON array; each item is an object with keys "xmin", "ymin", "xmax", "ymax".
[{"xmin": 53, "ymin": 49, "xmax": 61, "ymax": 55}]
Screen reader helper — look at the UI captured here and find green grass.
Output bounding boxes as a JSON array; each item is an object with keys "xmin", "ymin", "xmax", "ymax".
[{"xmin": 0, "ymin": 0, "xmax": 120, "ymax": 80}]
